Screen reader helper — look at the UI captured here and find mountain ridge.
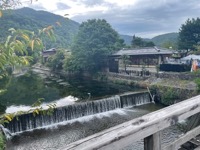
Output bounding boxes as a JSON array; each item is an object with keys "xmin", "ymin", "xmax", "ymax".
[
  {"xmin": 0, "ymin": 7, "xmax": 80, "ymax": 49},
  {"xmin": 120, "ymin": 32, "xmax": 179, "ymax": 47},
  {"xmin": 1, "ymin": 7, "xmax": 178, "ymax": 49}
]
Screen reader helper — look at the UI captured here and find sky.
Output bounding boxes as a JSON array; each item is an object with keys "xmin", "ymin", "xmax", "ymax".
[{"xmin": 23, "ymin": 0, "xmax": 200, "ymax": 38}]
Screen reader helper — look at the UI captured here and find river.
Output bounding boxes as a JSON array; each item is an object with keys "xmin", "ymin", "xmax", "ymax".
[
  {"xmin": 6, "ymin": 103, "xmax": 182, "ymax": 150},
  {"xmin": 0, "ymin": 71, "xmax": 182, "ymax": 150}
]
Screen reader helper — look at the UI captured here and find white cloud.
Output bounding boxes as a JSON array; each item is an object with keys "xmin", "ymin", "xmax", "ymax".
[{"xmin": 21, "ymin": 0, "xmax": 200, "ymax": 38}]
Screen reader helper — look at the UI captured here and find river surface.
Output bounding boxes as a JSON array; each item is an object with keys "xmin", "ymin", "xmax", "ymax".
[
  {"xmin": 0, "ymin": 71, "xmax": 138, "ymax": 107},
  {"xmin": 1, "ymin": 71, "xmax": 183, "ymax": 149},
  {"xmin": 0, "ymin": 70, "xmax": 141, "ymax": 114},
  {"xmin": 6, "ymin": 103, "xmax": 182, "ymax": 150}
]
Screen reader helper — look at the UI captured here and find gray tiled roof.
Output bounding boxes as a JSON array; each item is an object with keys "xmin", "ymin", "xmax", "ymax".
[
  {"xmin": 112, "ymin": 47, "xmax": 174, "ymax": 56},
  {"xmin": 43, "ymin": 48, "xmax": 56, "ymax": 52}
]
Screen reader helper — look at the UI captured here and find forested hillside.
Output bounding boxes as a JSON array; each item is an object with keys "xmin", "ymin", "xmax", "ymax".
[
  {"xmin": 120, "ymin": 32, "xmax": 179, "ymax": 48},
  {"xmin": 0, "ymin": 7, "xmax": 79, "ymax": 49},
  {"xmin": 152, "ymin": 32, "xmax": 178, "ymax": 47}
]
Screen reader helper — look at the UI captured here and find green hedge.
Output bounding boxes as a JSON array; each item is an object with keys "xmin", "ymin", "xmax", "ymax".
[{"xmin": 0, "ymin": 132, "xmax": 5, "ymax": 150}]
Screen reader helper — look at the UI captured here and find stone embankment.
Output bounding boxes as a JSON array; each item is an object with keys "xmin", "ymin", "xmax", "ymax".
[{"xmin": 104, "ymin": 72, "xmax": 198, "ymax": 105}]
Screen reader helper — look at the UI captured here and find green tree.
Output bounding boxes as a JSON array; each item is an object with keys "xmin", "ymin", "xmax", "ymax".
[
  {"xmin": 120, "ymin": 54, "xmax": 131, "ymax": 72},
  {"xmin": 132, "ymin": 35, "xmax": 144, "ymax": 47},
  {"xmin": 162, "ymin": 41, "xmax": 178, "ymax": 49},
  {"xmin": 0, "ymin": 0, "xmax": 55, "ymax": 112},
  {"xmin": 65, "ymin": 19, "xmax": 124, "ymax": 73},
  {"xmin": 145, "ymin": 41, "xmax": 155, "ymax": 47},
  {"xmin": 46, "ymin": 49, "xmax": 69, "ymax": 71},
  {"xmin": 132, "ymin": 35, "xmax": 155, "ymax": 47},
  {"xmin": 178, "ymin": 18, "xmax": 200, "ymax": 50}
]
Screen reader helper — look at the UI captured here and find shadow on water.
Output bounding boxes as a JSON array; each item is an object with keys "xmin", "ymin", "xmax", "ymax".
[
  {"xmin": 0, "ymin": 71, "xmax": 140, "ymax": 106},
  {"xmin": 6, "ymin": 103, "xmax": 182, "ymax": 150}
]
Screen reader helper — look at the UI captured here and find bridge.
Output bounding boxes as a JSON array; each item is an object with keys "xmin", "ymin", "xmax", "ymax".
[{"xmin": 64, "ymin": 95, "xmax": 200, "ymax": 150}]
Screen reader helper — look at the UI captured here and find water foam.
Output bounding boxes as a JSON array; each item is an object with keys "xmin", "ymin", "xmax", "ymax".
[
  {"xmin": 10, "ymin": 109, "xmax": 127, "ymax": 136},
  {"xmin": 6, "ymin": 96, "xmax": 78, "ymax": 114}
]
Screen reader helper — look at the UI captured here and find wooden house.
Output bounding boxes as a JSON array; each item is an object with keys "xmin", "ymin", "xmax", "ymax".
[
  {"xmin": 42, "ymin": 48, "xmax": 57, "ymax": 63},
  {"xmin": 109, "ymin": 47, "xmax": 174, "ymax": 73}
]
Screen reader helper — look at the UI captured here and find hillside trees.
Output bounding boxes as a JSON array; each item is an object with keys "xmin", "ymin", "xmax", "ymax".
[
  {"xmin": 46, "ymin": 49, "xmax": 70, "ymax": 71},
  {"xmin": 0, "ymin": 0, "xmax": 57, "ymax": 78},
  {"xmin": 131, "ymin": 35, "xmax": 155, "ymax": 47},
  {"xmin": 0, "ymin": 0, "xmax": 58, "ymax": 129},
  {"xmin": 179, "ymin": 18, "xmax": 200, "ymax": 50},
  {"xmin": 64, "ymin": 19, "xmax": 124, "ymax": 73}
]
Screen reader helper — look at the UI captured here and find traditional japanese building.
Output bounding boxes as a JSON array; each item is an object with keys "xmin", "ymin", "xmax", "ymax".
[
  {"xmin": 42, "ymin": 48, "xmax": 57, "ymax": 63},
  {"xmin": 109, "ymin": 47, "xmax": 175, "ymax": 73}
]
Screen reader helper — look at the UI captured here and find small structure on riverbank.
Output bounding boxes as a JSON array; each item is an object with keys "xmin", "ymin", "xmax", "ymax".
[
  {"xmin": 109, "ymin": 47, "xmax": 174, "ymax": 73},
  {"xmin": 42, "ymin": 48, "xmax": 57, "ymax": 63}
]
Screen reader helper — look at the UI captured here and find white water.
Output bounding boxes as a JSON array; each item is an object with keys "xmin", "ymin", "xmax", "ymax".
[
  {"xmin": 6, "ymin": 104, "xmax": 183, "ymax": 150},
  {"xmin": 9, "ymin": 109, "xmax": 127, "ymax": 136},
  {"xmin": 5, "ymin": 93, "xmax": 151, "ymax": 134},
  {"xmin": 6, "ymin": 96, "xmax": 78, "ymax": 114},
  {"xmin": 0, "ymin": 125, "xmax": 12, "ymax": 140}
]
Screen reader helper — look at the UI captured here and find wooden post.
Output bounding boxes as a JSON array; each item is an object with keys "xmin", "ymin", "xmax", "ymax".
[{"xmin": 144, "ymin": 132, "xmax": 161, "ymax": 150}]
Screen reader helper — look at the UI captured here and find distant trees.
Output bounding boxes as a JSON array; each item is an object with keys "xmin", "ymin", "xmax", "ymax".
[
  {"xmin": 162, "ymin": 41, "xmax": 178, "ymax": 49},
  {"xmin": 46, "ymin": 49, "xmax": 70, "ymax": 71},
  {"xmin": 64, "ymin": 19, "xmax": 124, "ymax": 73},
  {"xmin": 131, "ymin": 35, "xmax": 155, "ymax": 48},
  {"xmin": 179, "ymin": 18, "xmax": 200, "ymax": 50}
]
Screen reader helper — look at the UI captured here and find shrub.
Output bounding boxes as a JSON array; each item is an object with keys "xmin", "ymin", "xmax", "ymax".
[
  {"xmin": 194, "ymin": 78, "xmax": 200, "ymax": 92},
  {"xmin": 0, "ymin": 132, "xmax": 5, "ymax": 150}
]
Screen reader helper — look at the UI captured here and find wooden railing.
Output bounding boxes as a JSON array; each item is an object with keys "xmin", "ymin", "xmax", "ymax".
[{"xmin": 64, "ymin": 95, "xmax": 200, "ymax": 150}]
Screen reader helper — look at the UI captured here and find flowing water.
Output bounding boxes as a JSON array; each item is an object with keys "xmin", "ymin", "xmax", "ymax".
[
  {"xmin": 5, "ymin": 92, "xmax": 151, "ymax": 133},
  {"xmin": 5, "ymin": 103, "xmax": 182, "ymax": 150},
  {"xmin": 0, "ymin": 71, "xmax": 182, "ymax": 149}
]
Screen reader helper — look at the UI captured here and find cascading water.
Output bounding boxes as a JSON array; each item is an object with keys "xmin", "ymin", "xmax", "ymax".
[
  {"xmin": 4, "ymin": 92, "xmax": 151, "ymax": 134},
  {"xmin": 0, "ymin": 125, "xmax": 12, "ymax": 140},
  {"xmin": 120, "ymin": 92, "xmax": 151, "ymax": 108}
]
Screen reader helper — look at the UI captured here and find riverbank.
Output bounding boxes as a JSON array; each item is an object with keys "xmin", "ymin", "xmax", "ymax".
[
  {"xmin": 30, "ymin": 65, "xmax": 199, "ymax": 106},
  {"xmin": 102, "ymin": 72, "xmax": 198, "ymax": 105}
]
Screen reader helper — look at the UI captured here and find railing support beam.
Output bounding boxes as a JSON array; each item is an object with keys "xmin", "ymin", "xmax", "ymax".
[{"xmin": 144, "ymin": 132, "xmax": 161, "ymax": 150}]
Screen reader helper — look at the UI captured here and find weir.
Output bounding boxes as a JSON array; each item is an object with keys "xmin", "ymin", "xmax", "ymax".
[{"xmin": 4, "ymin": 91, "xmax": 151, "ymax": 134}]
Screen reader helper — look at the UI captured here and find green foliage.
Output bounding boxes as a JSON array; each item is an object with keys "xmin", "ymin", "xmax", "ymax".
[
  {"xmin": 0, "ymin": 131, "xmax": 5, "ymax": 150},
  {"xmin": 120, "ymin": 34, "xmax": 132, "ymax": 46},
  {"xmin": 0, "ymin": 98, "xmax": 56, "ymax": 125},
  {"xmin": 120, "ymin": 32, "xmax": 178, "ymax": 47},
  {"xmin": 162, "ymin": 41, "xmax": 178, "ymax": 49},
  {"xmin": 0, "ymin": 7, "xmax": 79, "ymax": 49},
  {"xmin": 46, "ymin": 49, "xmax": 68, "ymax": 71},
  {"xmin": 152, "ymin": 32, "xmax": 178, "ymax": 48},
  {"xmin": 31, "ymin": 98, "xmax": 44, "ymax": 107},
  {"xmin": 0, "ymin": 25, "xmax": 55, "ymax": 78},
  {"xmin": 162, "ymin": 87, "xmax": 179, "ymax": 105},
  {"xmin": 120, "ymin": 55, "xmax": 131, "ymax": 72},
  {"xmin": 152, "ymin": 85, "xmax": 179, "ymax": 105},
  {"xmin": 194, "ymin": 78, "xmax": 200, "ymax": 92},
  {"xmin": 65, "ymin": 19, "xmax": 124, "ymax": 73},
  {"xmin": 131, "ymin": 35, "xmax": 155, "ymax": 47},
  {"xmin": 190, "ymin": 45, "xmax": 200, "ymax": 55},
  {"xmin": 0, "ymin": 104, "xmax": 6, "ymax": 115},
  {"xmin": 178, "ymin": 18, "xmax": 200, "ymax": 50}
]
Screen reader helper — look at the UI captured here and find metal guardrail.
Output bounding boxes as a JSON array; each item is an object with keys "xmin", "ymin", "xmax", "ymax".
[{"xmin": 64, "ymin": 95, "xmax": 200, "ymax": 150}]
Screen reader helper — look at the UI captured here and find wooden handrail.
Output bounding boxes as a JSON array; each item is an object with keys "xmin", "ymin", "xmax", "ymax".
[{"xmin": 64, "ymin": 95, "xmax": 200, "ymax": 150}]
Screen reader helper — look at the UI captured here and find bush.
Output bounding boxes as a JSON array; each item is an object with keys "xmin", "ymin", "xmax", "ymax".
[
  {"xmin": 0, "ymin": 132, "xmax": 5, "ymax": 150},
  {"xmin": 0, "ymin": 103, "xmax": 6, "ymax": 114},
  {"xmin": 194, "ymin": 78, "xmax": 200, "ymax": 92}
]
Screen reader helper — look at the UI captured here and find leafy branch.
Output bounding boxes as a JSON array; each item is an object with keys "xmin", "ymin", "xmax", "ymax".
[{"xmin": 0, "ymin": 98, "xmax": 56, "ymax": 125}]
